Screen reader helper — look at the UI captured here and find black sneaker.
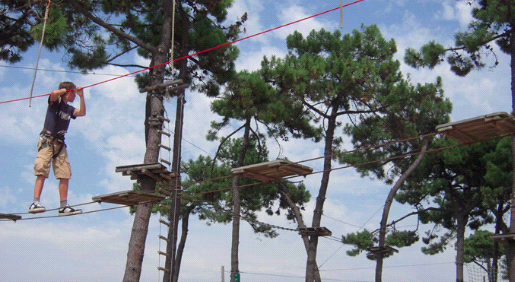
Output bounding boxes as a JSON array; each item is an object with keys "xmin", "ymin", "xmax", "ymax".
[
  {"xmin": 58, "ymin": 205, "xmax": 82, "ymax": 216},
  {"xmin": 28, "ymin": 202, "xmax": 46, "ymax": 213}
]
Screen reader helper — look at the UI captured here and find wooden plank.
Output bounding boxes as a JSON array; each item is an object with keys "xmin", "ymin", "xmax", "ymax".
[
  {"xmin": 436, "ymin": 112, "xmax": 515, "ymax": 144},
  {"xmin": 116, "ymin": 162, "xmax": 178, "ymax": 184},
  {"xmin": 0, "ymin": 213, "xmax": 21, "ymax": 221},
  {"xmin": 231, "ymin": 159, "xmax": 313, "ymax": 181},
  {"xmin": 115, "ymin": 163, "xmax": 165, "ymax": 173},
  {"xmin": 239, "ymin": 170, "xmax": 276, "ymax": 182},
  {"xmin": 92, "ymin": 190, "xmax": 166, "ymax": 206},
  {"xmin": 142, "ymin": 169, "xmax": 162, "ymax": 182},
  {"xmin": 298, "ymin": 227, "xmax": 332, "ymax": 236},
  {"xmin": 367, "ymin": 246, "xmax": 399, "ymax": 255},
  {"xmin": 491, "ymin": 234, "xmax": 515, "ymax": 245},
  {"xmin": 167, "ymin": 84, "xmax": 189, "ymax": 93}
]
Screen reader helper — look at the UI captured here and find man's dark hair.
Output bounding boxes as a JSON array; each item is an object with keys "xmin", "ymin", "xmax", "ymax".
[{"xmin": 58, "ymin": 81, "xmax": 76, "ymax": 90}]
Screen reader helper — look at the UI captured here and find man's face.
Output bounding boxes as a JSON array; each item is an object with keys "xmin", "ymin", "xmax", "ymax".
[{"xmin": 64, "ymin": 90, "xmax": 76, "ymax": 102}]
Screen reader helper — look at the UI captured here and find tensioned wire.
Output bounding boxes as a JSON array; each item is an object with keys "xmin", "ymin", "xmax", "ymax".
[
  {"xmin": 10, "ymin": 127, "xmax": 514, "ymax": 221},
  {"xmin": 8, "ymin": 112, "xmax": 515, "ymax": 221},
  {"xmin": 0, "ymin": 0, "xmax": 366, "ymax": 105}
]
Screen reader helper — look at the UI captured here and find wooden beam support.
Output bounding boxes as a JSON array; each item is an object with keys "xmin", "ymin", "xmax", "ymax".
[
  {"xmin": 166, "ymin": 84, "xmax": 189, "ymax": 93},
  {"xmin": 141, "ymin": 169, "xmax": 162, "ymax": 182},
  {"xmin": 491, "ymin": 234, "xmax": 515, "ymax": 245},
  {"xmin": 298, "ymin": 227, "xmax": 332, "ymax": 237},
  {"xmin": 139, "ymin": 79, "xmax": 183, "ymax": 93}
]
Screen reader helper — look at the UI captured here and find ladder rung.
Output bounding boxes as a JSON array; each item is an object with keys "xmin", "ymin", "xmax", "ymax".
[
  {"xmin": 159, "ymin": 204, "xmax": 171, "ymax": 212},
  {"xmin": 159, "ymin": 235, "xmax": 169, "ymax": 242},
  {"xmin": 159, "ymin": 219, "xmax": 170, "ymax": 227},
  {"xmin": 158, "ymin": 130, "xmax": 171, "ymax": 137},
  {"xmin": 159, "ymin": 144, "xmax": 171, "ymax": 151},
  {"xmin": 160, "ymin": 158, "xmax": 171, "ymax": 166},
  {"xmin": 158, "ymin": 251, "xmax": 171, "ymax": 257},
  {"xmin": 157, "ymin": 267, "xmax": 170, "ymax": 273},
  {"xmin": 158, "ymin": 116, "xmax": 170, "ymax": 123}
]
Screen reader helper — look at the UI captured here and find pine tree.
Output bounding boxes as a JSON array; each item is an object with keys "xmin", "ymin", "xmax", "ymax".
[
  {"xmin": 262, "ymin": 24, "xmax": 445, "ymax": 282},
  {"xmin": 404, "ymin": 2, "xmax": 515, "ymax": 280},
  {"xmin": 1, "ymin": 0, "xmax": 244, "ymax": 281}
]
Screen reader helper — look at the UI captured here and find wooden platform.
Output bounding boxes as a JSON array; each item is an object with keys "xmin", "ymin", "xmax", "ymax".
[
  {"xmin": 231, "ymin": 159, "xmax": 313, "ymax": 182},
  {"xmin": 367, "ymin": 246, "xmax": 399, "ymax": 256},
  {"xmin": 491, "ymin": 233, "xmax": 515, "ymax": 245},
  {"xmin": 436, "ymin": 112, "xmax": 515, "ymax": 144},
  {"xmin": 92, "ymin": 190, "xmax": 166, "ymax": 206},
  {"xmin": 0, "ymin": 213, "xmax": 21, "ymax": 221},
  {"xmin": 115, "ymin": 163, "xmax": 178, "ymax": 183},
  {"xmin": 298, "ymin": 227, "xmax": 332, "ymax": 237}
]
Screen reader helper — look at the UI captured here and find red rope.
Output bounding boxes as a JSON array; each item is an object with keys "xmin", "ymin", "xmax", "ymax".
[{"xmin": 0, "ymin": 0, "xmax": 365, "ymax": 105}]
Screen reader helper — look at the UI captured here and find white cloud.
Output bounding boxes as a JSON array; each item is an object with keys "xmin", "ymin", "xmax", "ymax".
[
  {"xmin": 235, "ymin": 45, "xmax": 286, "ymax": 72},
  {"xmin": 0, "ymin": 186, "xmax": 17, "ymax": 209},
  {"xmin": 1, "ymin": 2, "xmax": 510, "ymax": 282},
  {"xmin": 436, "ymin": 1, "xmax": 474, "ymax": 28},
  {"xmin": 227, "ymin": 0, "xmax": 265, "ymax": 39},
  {"xmin": 273, "ymin": 4, "xmax": 336, "ymax": 39}
]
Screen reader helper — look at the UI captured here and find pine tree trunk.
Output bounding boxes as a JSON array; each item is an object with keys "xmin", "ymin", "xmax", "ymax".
[
  {"xmin": 172, "ymin": 206, "xmax": 194, "ymax": 282},
  {"xmin": 123, "ymin": 71, "xmax": 166, "ymax": 281},
  {"xmin": 123, "ymin": 1, "xmax": 174, "ymax": 280},
  {"xmin": 306, "ymin": 115, "xmax": 337, "ymax": 282},
  {"xmin": 279, "ymin": 187, "xmax": 322, "ymax": 282},
  {"xmin": 123, "ymin": 178, "xmax": 156, "ymax": 282},
  {"xmin": 163, "ymin": 92, "xmax": 185, "ymax": 282},
  {"xmin": 163, "ymin": 3, "xmax": 189, "ymax": 281},
  {"xmin": 375, "ymin": 140, "xmax": 428, "ymax": 282},
  {"xmin": 456, "ymin": 214, "xmax": 467, "ymax": 282},
  {"xmin": 230, "ymin": 118, "xmax": 251, "ymax": 282},
  {"xmin": 509, "ymin": 19, "xmax": 515, "ymax": 282}
]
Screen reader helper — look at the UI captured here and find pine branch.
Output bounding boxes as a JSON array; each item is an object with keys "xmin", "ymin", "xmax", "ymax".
[{"xmin": 64, "ymin": 0, "xmax": 157, "ymax": 53}]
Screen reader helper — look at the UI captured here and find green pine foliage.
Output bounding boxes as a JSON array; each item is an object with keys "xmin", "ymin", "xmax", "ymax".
[
  {"xmin": 404, "ymin": 1, "xmax": 514, "ymax": 77},
  {"xmin": 168, "ymin": 137, "xmax": 311, "ymax": 238},
  {"xmin": 1, "ymin": 0, "xmax": 243, "ymax": 96}
]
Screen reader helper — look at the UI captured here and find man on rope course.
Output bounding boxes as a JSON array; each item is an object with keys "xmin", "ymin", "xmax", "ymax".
[{"xmin": 28, "ymin": 81, "xmax": 86, "ymax": 216}]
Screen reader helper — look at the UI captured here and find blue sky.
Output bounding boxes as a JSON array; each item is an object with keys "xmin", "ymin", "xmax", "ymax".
[{"xmin": 0, "ymin": 0, "xmax": 512, "ymax": 281}]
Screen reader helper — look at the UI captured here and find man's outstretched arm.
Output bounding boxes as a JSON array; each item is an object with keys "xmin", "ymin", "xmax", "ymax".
[{"xmin": 74, "ymin": 86, "xmax": 86, "ymax": 117}]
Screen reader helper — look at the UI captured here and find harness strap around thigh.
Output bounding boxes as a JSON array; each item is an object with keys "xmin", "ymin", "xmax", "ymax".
[{"xmin": 52, "ymin": 140, "xmax": 66, "ymax": 159}]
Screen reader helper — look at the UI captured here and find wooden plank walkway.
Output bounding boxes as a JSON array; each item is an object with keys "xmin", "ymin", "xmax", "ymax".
[
  {"xmin": 0, "ymin": 213, "xmax": 21, "ymax": 221},
  {"xmin": 436, "ymin": 112, "xmax": 515, "ymax": 144},
  {"xmin": 231, "ymin": 159, "xmax": 313, "ymax": 182},
  {"xmin": 115, "ymin": 162, "xmax": 178, "ymax": 183},
  {"xmin": 92, "ymin": 190, "xmax": 166, "ymax": 206}
]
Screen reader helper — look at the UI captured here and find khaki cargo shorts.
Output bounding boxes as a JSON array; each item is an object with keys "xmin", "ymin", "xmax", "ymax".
[{"xmin": 34, "ymin": 137, "xmax": 71, "ymax": 179}]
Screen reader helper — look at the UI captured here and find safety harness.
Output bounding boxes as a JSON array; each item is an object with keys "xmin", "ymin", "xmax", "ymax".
[{"xmin": 39, "ymin": 129, "xmax": 67, "ymax": 159}]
